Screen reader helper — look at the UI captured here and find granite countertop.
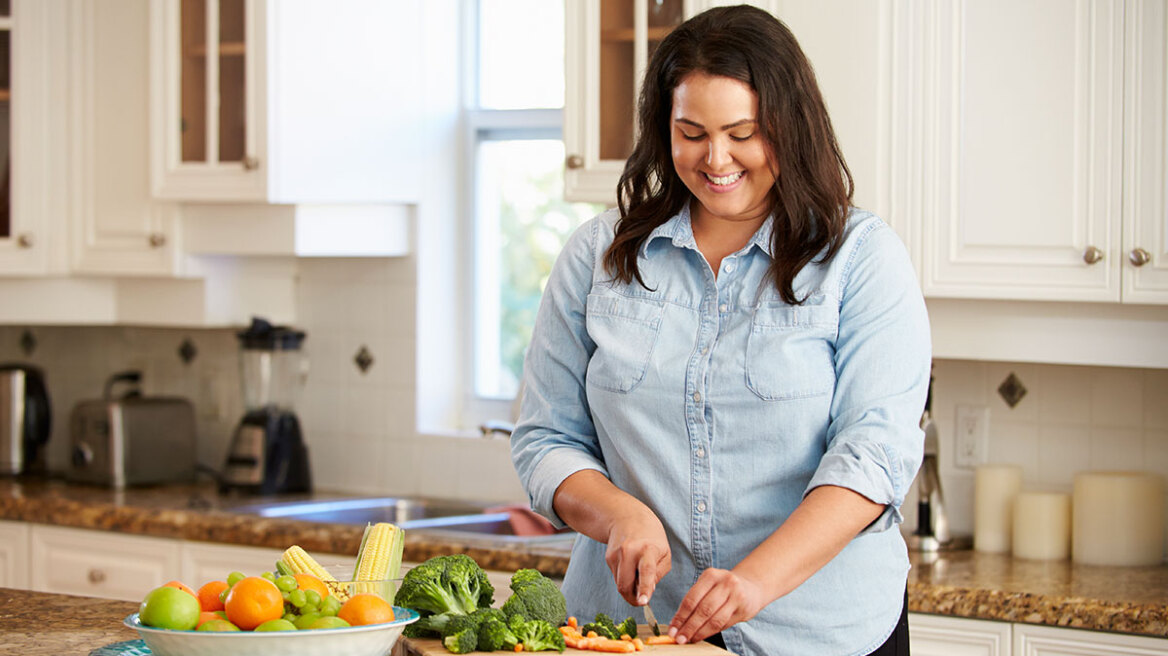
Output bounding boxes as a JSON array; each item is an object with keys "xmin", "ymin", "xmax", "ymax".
[
  {"xmin": 0, "ymin": 587, "xmax": 138, "ymax": 656},
  {"xmin": 1, "ymin": 477, "xmax": 1166, "ymax": 640}
]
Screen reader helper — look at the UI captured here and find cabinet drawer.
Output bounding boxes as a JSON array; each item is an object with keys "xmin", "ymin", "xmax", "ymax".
[
  {"xmin": 30, "ymin": 526, "xmax": 181, "ymax": 602},
  {"xmin": 180, "ymin": 541, "xmax": 292, "ymax": 584},
  {"xmin": 909, "ymin": 612, "xmax": 1012, "ymax": 656},
  {"xmin": 0, "ymin": 520, "xmax": 30, "ymax": 589}
]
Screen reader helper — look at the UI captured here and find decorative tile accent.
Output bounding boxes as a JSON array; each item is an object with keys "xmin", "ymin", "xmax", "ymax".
[
  {"xmin": 354, "ymin": 345, "xmax": 374, "ymax": 373},
  {"xmin": 178, "ymin": 338, "xmax": 198, "ymax": 364},
  {"xmin": 19, "ymin": 329, "xmax": 36, "ymax": 356},
  {"xmin": 998, "ymin": 372, "xmax": 1028, "ymax": 408}
]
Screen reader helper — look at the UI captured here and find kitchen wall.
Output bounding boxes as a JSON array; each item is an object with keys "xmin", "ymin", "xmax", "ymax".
[{"xmin": 3, "ymin": 287, "xmax": 1165, "ymax": 552}]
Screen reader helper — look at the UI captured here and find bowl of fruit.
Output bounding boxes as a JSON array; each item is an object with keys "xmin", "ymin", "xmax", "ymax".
[{"xmin": 124, "ymin": 523, "xmax": 415, "ymax": 656}]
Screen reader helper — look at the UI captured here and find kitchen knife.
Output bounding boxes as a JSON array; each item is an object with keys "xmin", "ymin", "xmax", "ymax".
[{"xmin": 642, "ymin": 601, "xmax": 661, "ymax": 636}]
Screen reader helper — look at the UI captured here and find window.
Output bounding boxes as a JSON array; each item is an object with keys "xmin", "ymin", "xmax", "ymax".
[{"xmin": 468, "ymin": 0, "xmax": 605, "ymax": 406}]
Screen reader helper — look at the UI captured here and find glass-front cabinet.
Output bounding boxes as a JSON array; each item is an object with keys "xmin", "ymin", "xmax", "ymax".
[
  {"xmin": 152, "ymin": 0, "xmax": 265, "ymax": 200},
  {"xmin": 564, "ymin": 0, "xmax": 780, "ymax": 204}
]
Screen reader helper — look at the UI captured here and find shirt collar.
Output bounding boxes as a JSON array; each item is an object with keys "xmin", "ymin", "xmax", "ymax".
[{"xmin": 640, "ymin": 201, "xmax": 776, "ymax": 259}]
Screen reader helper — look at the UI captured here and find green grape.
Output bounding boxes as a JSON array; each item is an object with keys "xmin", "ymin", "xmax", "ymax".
[
  {"xmin": 261, "ymin": 571, "xmax": 277, "ymax": 582},
  {"xmin": 219, "ymin": 588, "xmax": 229, "ymax": 604},
  {"xmin": 275, "ymin": 575, "xmax": 298, "ymax": 592},
  {"xmin": 226, "ymin": 571, "xmax": 246, "ymax": 587},
  {"xmin": 289, "ymin": 589, "xmax": 307, "ymax": 608},
  {"xmin": 320, "ymin": 596, "xmax": 342, "ymax": 617},
  {"xmin": 283, "ymin": 612, "xmax": 297, "ymax": 623},
  {"xmin": 304, "ymin": 590, "xmax": 322, "ymax": 607}
]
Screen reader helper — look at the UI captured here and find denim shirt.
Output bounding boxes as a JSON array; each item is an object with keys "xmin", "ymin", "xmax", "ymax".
[{"xmin": 511, "ymin": 204, "xmax": 931, "ymax": 656}]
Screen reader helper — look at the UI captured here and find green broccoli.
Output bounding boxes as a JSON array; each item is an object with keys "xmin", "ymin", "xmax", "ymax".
[
  {"xmin": 500, "ymin": 568, "xmax": 567, "ymax": 626},
  {"xmin": 477, "ymin": 616, "xmax": 519, "ymax": 651},
  {"xmin": 617, "ymin": 615, "xmax": 638, "ymax": 639},
  {"xmin": 394, "ymin": 554, "xmax": 495, "ymax": 618},
  {"xmin": 580, "ymin": 612, "xmax": 620, "ymax": 640},
  {"xmin": 442, "ymin": 628, "xmax": 478, "ymax": 654},
  {"xmin": 508, "ymin": 615, "xmax": 566, "ymax": 652}
]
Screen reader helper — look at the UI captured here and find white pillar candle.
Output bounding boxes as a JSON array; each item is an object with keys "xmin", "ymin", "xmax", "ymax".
[
  {"xmin": 974, "ymin": 464, "xmax": 1023, "ymax": 553},
  {"xmin": 1012, "ymin": 491, "xmax": 1071, "ymax": 560},
  {"xmin": 1073, "ymin": 471, "xmax": 1166, "ymax": 566}
]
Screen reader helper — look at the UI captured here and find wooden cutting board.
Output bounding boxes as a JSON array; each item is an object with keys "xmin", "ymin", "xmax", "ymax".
[{"xmin": 393, "ymin": 626, "xmax": 736, "ymax": 656}]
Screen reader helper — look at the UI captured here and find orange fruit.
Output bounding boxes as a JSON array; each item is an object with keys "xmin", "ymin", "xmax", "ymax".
[
  {"xmin": 293, "ymin": 573, "xmax": 330, "ymax": 599},
  {"xmin": 197, "ymin": 580, "xmax": 230, "ymax": 612},
  {"xmin": 163, "ymin": 580, "xmax": 197, "ymax": 597},
  {"xmin": 223, "ymin": 576, "xmax": 284, "ymax": 630},
  {"xmin": 196, "ymin": 610, "xmax": 221, "ymax": 627},
  {"xmin": 337, "ymin": 593, "xmax": 395, "ymax": 626}
]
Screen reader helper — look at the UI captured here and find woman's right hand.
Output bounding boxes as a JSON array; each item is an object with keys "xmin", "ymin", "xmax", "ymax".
[{"xmin": 604, "ymin": 505, "xmax": 671, "ymax": 606}]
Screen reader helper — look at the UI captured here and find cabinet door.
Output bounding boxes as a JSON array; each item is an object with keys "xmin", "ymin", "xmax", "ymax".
[
  {"xmin": 150, "ymin": 0, "xmax": 266, "ymax": 200},
  {"xmin": 0, "ymin": 0, "xmax": 68, "ymax": 276},
  {"xmin": 909, "ymin": 613, "xmax": 1012, "ymax": 656},
  {"xmin": 1123, "ymin": 0, "xmax": 1168, "ymax": 302},
  {"xmin": 30, "ymin": 525, "xmax": 182, "ymax": 602},
  {"xmin": 1014, "ymin": 623, "xmax": 1168, "ymax": 655},
  {"xmin": 903, "ymin": 0, "xmax": 1125, "ymax": 302},
  {"xmin": 0, "ymin": 520, "xmax": 30, "ymax": 589},
  {"xmin": 70, "ymin": 0, "xmax": 177, "ymax": 276},
  {"xmin": 180, "ymin": 541, "xmax": 287, "ymax": 583}
]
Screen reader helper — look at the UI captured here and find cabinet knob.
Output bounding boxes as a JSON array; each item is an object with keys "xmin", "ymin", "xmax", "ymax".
[
  {"xmin": 1082, "ymin": 246, "xmax": 1104, "ymax": 265},
  {"xmin": 242, "ymin": 156, "xmax": 260, "ymax": 171},
  {"xmin": 1128, "ymin": 247, "xmax": 1151, "ymax": 267},
  {"xmin": 16, "ymin": 233, "xmax": 33, "ymax": 248},
  {"xmin": 565, "ymin": 154, "xmax": 584, "ymax": 170},
  {"xmin": 148, "ymin": 233, "xmax": 167, "ymax": 248},
  {"xmin": 88, "ymin": 568, "xmax": 106, "ymax": 584}
]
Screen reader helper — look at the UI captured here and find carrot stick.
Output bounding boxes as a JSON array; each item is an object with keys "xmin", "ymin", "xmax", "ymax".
[
  {"xmin": 568, "ymin": 616, "xmax": 579, "ymax": 628},
  {"xmin": 645, "ymin": 635, "xmax": 677, "ymax": 645},
  {"xmin": 632, "ymin": 637, "xmax": 645, "ymax": 651}
]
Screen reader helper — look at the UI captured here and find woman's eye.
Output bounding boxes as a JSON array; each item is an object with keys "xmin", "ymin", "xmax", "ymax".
[
  {"xmin": 680, "ymin": 131, "xmax": 705, "ymax": 141},
  {"xmin": 729, "ymin": 132, "xmax": 755, "ymax": 142}
]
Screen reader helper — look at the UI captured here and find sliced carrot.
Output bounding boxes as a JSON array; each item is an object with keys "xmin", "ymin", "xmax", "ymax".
[
  {"xmin": 568, "ymin": 616, "xmax": 579, "ymax": 628},
  {"xmin": 632, "ymin": 637, "xmax": 645, "ymax": 651},
  {"xmin": 514, "ymin": 644, "xmax": 524, "ymax": 652},
  {"xmin": 587, "ymin": 630, "xmax": 599, "ymax": 639},
  {"xmin": 645, "ymin": 635, "xmax": 677, "ymax": 645},
  {"xmin": 586, "ymin": 638, "xmax": 636, "ymax": 653},
  {"xmin": 619, "ymin": 634, "xmax": 632, "ymax": 641}
]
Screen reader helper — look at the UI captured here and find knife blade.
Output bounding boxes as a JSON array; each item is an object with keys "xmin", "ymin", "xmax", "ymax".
[{"xmin": 642, "ymin": 601, "xmax": 661, "ymax": 637}]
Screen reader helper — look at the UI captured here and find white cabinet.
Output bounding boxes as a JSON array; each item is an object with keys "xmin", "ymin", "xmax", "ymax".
[
  {"xmin": 910, "ymin": 613, "xmax": 1012, "ymax": 656},
  {"xmin": 149, "ymin": 0, "xmax": 423, "ymax": 204},
  {"xmin": 30, "ymin": 525, "xmax": 182, "ymax": 602},
  {"xmin": 898, "ymin": 0, "xmax": 1168, "ymax": 304},
  {"xmin": 1014, "ymin": 624, "xmax": 1168, "ymax": 655},
  {"xmin": 0, "ymin": 0, "xmax": 69, "ymax": 276},
  {"xmin": 0, "ymin": 520, "xmax": 30, "ymax": 589},
  {"xmin": 180, "ymin": 541, "xmax": 287, "ymax": 583}
]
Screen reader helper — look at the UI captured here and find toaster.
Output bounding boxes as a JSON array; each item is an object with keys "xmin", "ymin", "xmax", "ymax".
[{"xmin": 67, "ymin": 372, "xmax": 197, "ymax": 488}]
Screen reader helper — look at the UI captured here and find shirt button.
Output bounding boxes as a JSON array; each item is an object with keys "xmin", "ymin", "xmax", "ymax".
[
  {"xmin": 700, "ymin": 346, "xmax": 709, "ymax": 355},
  {"xmin": 719, "ymin": 303, "xmax": 728, "ymax": 313},
  {"xmin": 697, "ymin": 501, "xmax": 707, "ymax": 513},
  {"xmin": 724, "ymin": 263, "xmax": 735, "ymax": 273},
  {"xmin": 692, "ymin": 392, "xmax": 702, "ymax": 403},
  {"xmin": 696, "ymin": 447, "xmax": 705, "ymax": 458}
]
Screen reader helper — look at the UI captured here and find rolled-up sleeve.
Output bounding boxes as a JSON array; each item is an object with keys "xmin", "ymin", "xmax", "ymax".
[
  {"xmin": 806, "ymin": 220, "xmax": 931, "ymax": 534},
  {"xmin": 511, "ymin": 216, "xmax": 610, "ymax": 528}
]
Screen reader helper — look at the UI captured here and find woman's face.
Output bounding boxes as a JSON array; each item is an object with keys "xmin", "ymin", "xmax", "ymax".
[{"xmin": 670, "ymin": 72, "xmax": 778, "ymax": 228}]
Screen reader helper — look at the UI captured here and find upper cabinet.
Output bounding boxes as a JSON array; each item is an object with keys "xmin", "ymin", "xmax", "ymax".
[
  {"xmin": 149, "ymin": 0, "xmax": 423, "ymax": 204},
  {"xmin": 0, "ymin": 0, "xmax": 68, "ymax": 276},
  {"xmin": 897, "ymin": 0, "xmax": 1168, "ymax": 304}
]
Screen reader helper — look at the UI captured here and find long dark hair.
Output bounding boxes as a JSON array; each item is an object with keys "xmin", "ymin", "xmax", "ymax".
[{"xmin": 604, "ymin": 5, "xmax": 854, "ymax": 304}]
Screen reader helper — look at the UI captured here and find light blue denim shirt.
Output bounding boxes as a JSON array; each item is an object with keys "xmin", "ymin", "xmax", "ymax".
[{"xmin": 511, "ymin": 204, "xmax": 930, "ymax": 656}]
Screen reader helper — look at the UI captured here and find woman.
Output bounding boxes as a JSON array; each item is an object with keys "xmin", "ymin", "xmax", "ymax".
[{"xmin": 511, "ymin": 6, "xmax": 928, "ymax": 655}]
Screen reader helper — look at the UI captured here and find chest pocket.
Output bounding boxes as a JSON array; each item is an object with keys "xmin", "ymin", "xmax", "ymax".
[
  {"xmin": 745, "ymin": 299, "xmax": 839, "ymax": 401},
  {"xmin": 585, "ymin": 293, "xmax": 665, "ymax": 393}
]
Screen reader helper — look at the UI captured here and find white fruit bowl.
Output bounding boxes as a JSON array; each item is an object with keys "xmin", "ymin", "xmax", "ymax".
[{"xmin": 123, "ymin": 608, "xmax": 419, "ymax": 656}]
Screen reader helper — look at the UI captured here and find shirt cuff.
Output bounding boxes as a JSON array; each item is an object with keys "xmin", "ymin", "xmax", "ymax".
[
  {"xmin": 806, "ymin": 441, "xmax": 905, "ymax": 535},
  {"xmin": 527, "ymin": 448, "xmax": 609, "ymax": 530}
]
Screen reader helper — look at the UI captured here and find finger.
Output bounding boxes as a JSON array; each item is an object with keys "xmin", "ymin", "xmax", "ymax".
[
  {"xmin": 668, "ymin": 574, "xmax": 716, "ymax": 635},
  {"xmin": 616, "ymin": 548, "xmax": 643, "ymax": 605},
  {"xmin": 635, "ymin": 553, "xmax": 658, "ymax": 605},
  {"xmin": 672, "ymin": 584, "xmax": 730, "ymax": 644},
  {"xmin": 682, "ymin": 598, "xmax": 737, "ymax": 645}
]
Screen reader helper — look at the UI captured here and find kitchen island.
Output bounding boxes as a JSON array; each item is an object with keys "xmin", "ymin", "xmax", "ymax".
[{"xmin": 1, "ymin": 477, "xmax": 1166, "ymax": 640}]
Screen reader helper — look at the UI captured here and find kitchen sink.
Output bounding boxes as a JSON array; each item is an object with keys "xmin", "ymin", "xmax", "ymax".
[{"xmin": 225, "ymin": 496, "xmax": 576, "ymax": 544}]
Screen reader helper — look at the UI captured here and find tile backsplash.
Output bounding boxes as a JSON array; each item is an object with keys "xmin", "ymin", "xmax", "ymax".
[{"xmin": 3, "ymin": 263, "xmax": 1165, "ymax": 547}]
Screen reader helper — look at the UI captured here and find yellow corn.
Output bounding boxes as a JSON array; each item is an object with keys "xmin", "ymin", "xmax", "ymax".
[
  {"xmin": 280, "ymin": 545, "xmax": 350, "ymax": 602},
  {"xmin": 352, "ymin": 522, "xmax": 405, "ymax": 597}
]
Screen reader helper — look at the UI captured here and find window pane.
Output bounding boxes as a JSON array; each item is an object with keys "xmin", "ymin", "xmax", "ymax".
[
  {"xmin": 474, "ymin": 139, "xmax": 604, "ymax": 397},
  {"xmin": 478, "ymin": 0, "xmax": 564, "ymax": 109}
]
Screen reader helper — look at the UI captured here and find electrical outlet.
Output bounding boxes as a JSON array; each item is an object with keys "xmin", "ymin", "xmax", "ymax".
[{"xmin": 954, "ymin": 404, "xmax": 989, "ymax": 468}]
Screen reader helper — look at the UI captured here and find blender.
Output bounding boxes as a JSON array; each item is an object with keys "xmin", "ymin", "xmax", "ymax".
[{"xmin": 221, "ymin": 317, "xmax": 312, "ymax": 495}]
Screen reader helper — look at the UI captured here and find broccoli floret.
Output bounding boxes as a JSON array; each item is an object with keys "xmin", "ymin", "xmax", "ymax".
[
  {"xmin": 617, "ymin": 615, "xmax": 638, "ymax": 639},
  {"xmin": 580, "ymin": 612, "xmax": 620, "ymax": 640},
  {"xmin": 477, "ymin": 616, "xmax": 519, "ymax": 651},
  {"xmin": 500, "ymin": 568, "xmax": 567, "ymax": 626},
  {"xmin": 443, "ymin": 628, "xmax": 478, "ymax": 654},
  {"xmin": 394, "ymin": 554, "xmax": 495, "ymax": 617},
  {"xmin": 508, "ymin": 615, "xmax": 566, "ymax": 652}
]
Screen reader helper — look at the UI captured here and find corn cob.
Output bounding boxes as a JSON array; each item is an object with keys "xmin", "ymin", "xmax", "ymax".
[
  {"xmin": 352, "ymin": 522, "xmax": 405, "ymax": 596},
  {"xmin": 278, "ymin": 544, "xmax": 350, "ymax": 602}
]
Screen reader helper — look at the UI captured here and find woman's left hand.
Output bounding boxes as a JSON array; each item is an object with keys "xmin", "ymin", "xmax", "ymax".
[{"xmin": 667, "ymin": 567, "xmax": 768, "ymax": 645}]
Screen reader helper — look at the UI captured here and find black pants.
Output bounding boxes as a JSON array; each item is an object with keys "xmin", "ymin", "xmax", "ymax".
[{"xmin": 706, "ymin": 590, "xmax": 910, "ymax": 655}]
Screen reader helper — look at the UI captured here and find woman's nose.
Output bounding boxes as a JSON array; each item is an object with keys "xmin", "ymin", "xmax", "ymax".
[{"xmin": 706, "ymin": 138, "xmax": 732, "ymax": 167}]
